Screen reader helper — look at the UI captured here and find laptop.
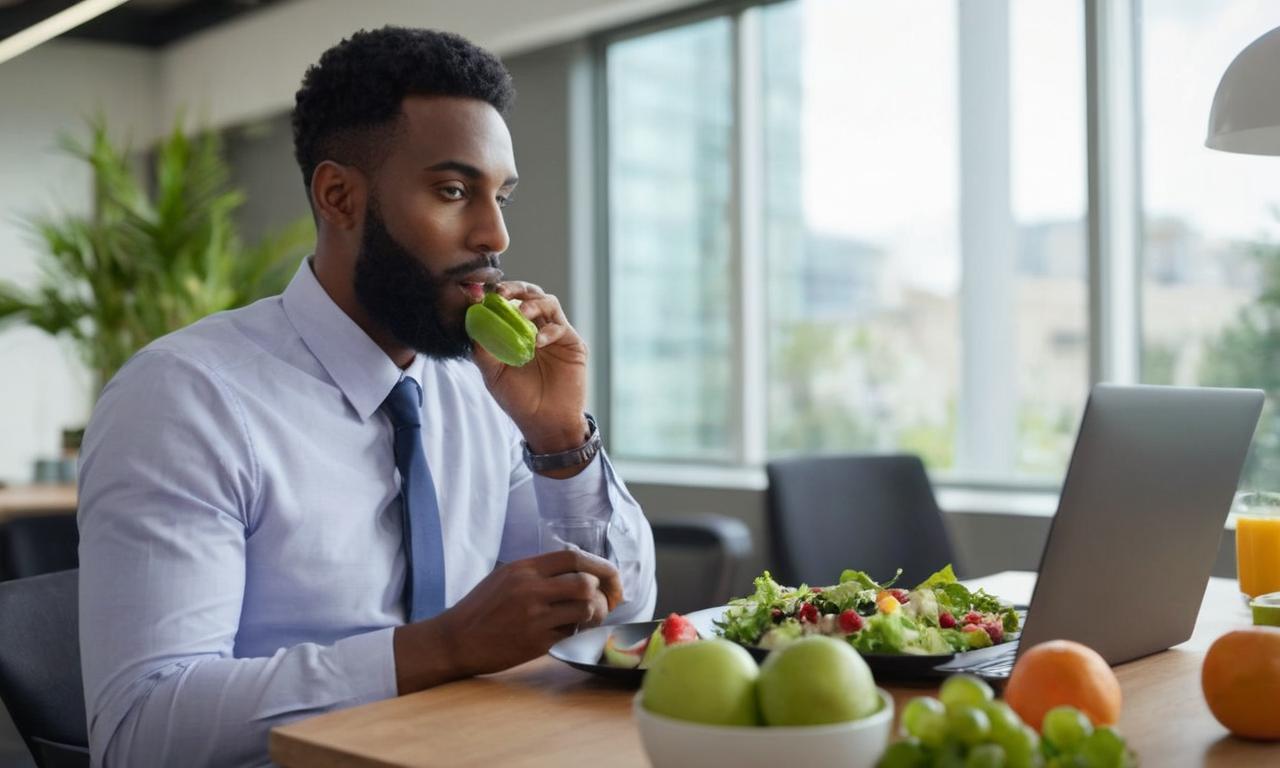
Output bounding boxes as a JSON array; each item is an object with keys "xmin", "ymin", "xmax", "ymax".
[{"xmin": 936, "ymin": 384, "xmax": 1264, "ymax": 680}]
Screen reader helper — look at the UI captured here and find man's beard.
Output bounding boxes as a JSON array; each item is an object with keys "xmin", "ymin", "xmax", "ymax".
[{"xmin": 353, "ymin": 202, "xmax": 480, "ymax": 360}]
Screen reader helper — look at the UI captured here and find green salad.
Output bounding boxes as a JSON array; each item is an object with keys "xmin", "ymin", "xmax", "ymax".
[{"xmin": 713, "ymin": 564, "xmax": 1020, "ymax": 656}]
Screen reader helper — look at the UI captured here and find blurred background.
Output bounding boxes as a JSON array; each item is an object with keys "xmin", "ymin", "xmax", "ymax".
[{"xmin": 2, "ymin": 0, "xmax": 1280, "ymax": 761}]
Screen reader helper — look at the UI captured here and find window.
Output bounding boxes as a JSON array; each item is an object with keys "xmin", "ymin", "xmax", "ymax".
[
  {"xmin": 1137, "ymin": 0, "xmax": 1280, "ymax": 488},
  {"xmin": 603, "ymin": 0, "xmax": 1274, "ymax": 489},
  {"xmin": 606, "ymin": 18, "xmax": 734, "ymax": 461}
]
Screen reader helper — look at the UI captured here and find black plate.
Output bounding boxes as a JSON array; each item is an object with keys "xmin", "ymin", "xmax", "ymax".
[
  {"xmin": 548, "ymin": 605, "xmax": 1020, "ymax": 683},
  {"xmin": 547, "ymin": 607, "xmax": 725, "ymax": 683}
]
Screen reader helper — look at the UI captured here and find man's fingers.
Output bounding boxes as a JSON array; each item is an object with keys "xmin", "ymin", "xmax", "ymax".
[
  {"xmin": 544, "ymin": 571, "xmax": 601, "ymax": 604},
  {"xmin": 497, "ymin": 280, "xmax": 546, "ymax": 300},
  {"xmin": 532, "ymin": 549, "xmax": 624, "ymax": 611},
  {"xmin": 544, "ymin": 599, "xmax": 599, "ymax": 629},
  {"xmin": 517, "ymin": 296, "xmax": 567, "ymax": 327},
  {"xmin": 535, "ymin": 323, "xmax": 570, "ymax": 348}
]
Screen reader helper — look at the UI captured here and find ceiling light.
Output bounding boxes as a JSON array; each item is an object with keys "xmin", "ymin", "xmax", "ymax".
[{"xmin": 0, "ymin": 0, "xmax": 132, "ymax": 65}]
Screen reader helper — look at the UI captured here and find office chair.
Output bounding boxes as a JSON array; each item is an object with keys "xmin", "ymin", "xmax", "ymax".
[
  {"xmin": 0, "ymin": 515, "xmax": 79, "ymax": 582},
  {"xmin": 765, "ymin": 454, "xmax": 959, "ymax": 588},
  {"xmin": 0, "ymin": 570, "xmax": 89, "ymax": 768},
  {"xmin": 651, "ymin": 514, "xmax": 753, "ymax": 615}
]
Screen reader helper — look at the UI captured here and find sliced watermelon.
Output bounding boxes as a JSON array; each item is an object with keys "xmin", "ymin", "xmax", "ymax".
[
  {"xmin": 639, "ymin": 613, "xmax": 702, "ymax": 669},
  {"xmin": 601, "ymin": 633, "xmax": 649, "ymax": 668},
  {"xmin": 660, "ymin": 612, "xmax": 699, "ymax": 645}
]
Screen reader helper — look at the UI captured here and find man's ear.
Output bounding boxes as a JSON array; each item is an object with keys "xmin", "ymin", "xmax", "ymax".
[{"xmin": 310, "ymin": 160, "xmax": 366, "ymax": 231}]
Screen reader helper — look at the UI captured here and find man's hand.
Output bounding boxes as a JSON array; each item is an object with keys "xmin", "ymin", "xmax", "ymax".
[
  {"xmin": 471, "ymin": 282, "xmax": 589, "ymax": 455},
  {"xmin": 392, "ymin": 550, "xmax": 623, "ymax": 694}
]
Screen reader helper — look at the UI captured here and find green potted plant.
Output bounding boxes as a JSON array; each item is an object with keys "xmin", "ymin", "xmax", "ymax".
[{"xmin": 0, "ymin": 118, "xmax": 313, "ymax": 395}]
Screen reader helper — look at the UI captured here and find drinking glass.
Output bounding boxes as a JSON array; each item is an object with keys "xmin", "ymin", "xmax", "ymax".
[
  {"xmin": 1234, "ymin": 491, "xmax": 1280, "ymax": 603},
  {"xmin": 539, "ymin": 517, "xmax": 608, "ymax": 558}
]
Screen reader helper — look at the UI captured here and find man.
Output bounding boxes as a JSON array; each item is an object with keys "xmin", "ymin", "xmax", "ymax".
[{"xmin": 77, "ymin": 26, "xmax": 656, "ymax": 767}]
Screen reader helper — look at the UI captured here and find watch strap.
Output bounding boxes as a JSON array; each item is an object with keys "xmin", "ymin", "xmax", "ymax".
[{"xmin": 522, "ymin": 413, "xmax": 601, "ymax": 473}]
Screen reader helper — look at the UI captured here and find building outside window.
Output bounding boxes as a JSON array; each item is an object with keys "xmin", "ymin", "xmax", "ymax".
[{"xmin": 604, "ymin": 0, "xmax": 1280, "ymax": 490}]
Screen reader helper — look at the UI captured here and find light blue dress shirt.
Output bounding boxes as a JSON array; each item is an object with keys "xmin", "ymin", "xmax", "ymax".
[{"xmin": 77, "ymin": 260, "xmax": 657, "ymax": 767}]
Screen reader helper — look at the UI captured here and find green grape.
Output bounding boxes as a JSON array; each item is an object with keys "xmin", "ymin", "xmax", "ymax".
[
  {"xmin": 903, "ymin": 697, "xmax": 950, "ymax": 746},
  {"xmin": 983, "ymin": 700, "xmax": 1024, "ymax": 744},
  {"xmin": 965, "ymin": 743, "xmax": 1008, "ymax": 768},
  {"xmin": 997, "ymin": 724, "xmax": 1043, "ymax": 768},
  {"xmin": 947, "ymin": 705, "xmax": 993, "ymax": 746},
  {"xmin": 1042, "ymin": 706, "xmax": 1093, "ymax": 752},
  {"xmin": 876, "ymin": 739, "xmax": 931, "ymax": 768},
  {"xmin": 1076, "ymin": 726, "xmax": 1129, "ymax": 768},
  {"xmin": 940, "ymin": 674, "xmax": 996, "ymax": 710},
  {"xmin": 930, "ymin": 741, "xmax": 967, "ymax": 768}
]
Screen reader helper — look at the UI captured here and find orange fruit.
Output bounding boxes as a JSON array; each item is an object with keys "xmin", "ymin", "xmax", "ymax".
[
  {"xmin": 1003, "ymin": 639, "xmax": 1122, "ymax": 731},
  {"xmin": 1201, "ymin": 627, "xmax": 1280, "ymax": 741}
]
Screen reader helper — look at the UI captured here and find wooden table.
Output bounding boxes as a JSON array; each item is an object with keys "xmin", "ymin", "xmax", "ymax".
[
  {"xmin": 0, "ymin": 484, "xmax": 77, "ymax": 523},
  {"xmin": 270, "ymin": 572, "xmax": 1279, "ymax": 767}
]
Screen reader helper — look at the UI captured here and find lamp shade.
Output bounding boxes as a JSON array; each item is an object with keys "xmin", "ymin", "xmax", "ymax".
[{"xmin": 1206, "ymin": 25, "xmax": 1280, "ymax": 155}]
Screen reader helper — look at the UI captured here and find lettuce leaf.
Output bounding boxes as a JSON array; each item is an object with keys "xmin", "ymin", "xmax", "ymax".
[
  {"xmin": 714, "ymin": 570, "xmax": 789, "ymax": 645},
  {"xmin": 848, "ymin": 613, "xmax": 911, "ymax": 654},
  {"xmin": 838, "ymin": 568, "xmax": 902, "ymax": 591},
  {"xmin": 914, "ymin": 563, "xmax": 959, "ymax": 590},
  {"xmin": 758, "ymin": 619, "xmax": 804, "ymax": 649},
  {"xmin": 816, "ymin": 580, "xmax": 877, "ymax": 612}
]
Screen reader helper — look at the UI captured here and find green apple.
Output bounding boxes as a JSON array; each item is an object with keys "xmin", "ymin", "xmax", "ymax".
[
  {"xmin": 757, "ymin": 635, "xmax": 880, "ymax": 726},
  {"xmin": 640, "ymin": 639, "xmax": 760, "ymax": 726}
]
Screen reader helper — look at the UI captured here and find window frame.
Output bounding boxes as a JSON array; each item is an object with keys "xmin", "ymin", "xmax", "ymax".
[{"xmin": 590, "ymin": 0, "xmax": 1143, "ymax": 491}]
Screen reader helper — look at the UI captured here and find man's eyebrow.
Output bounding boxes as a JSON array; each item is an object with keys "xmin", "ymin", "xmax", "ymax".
[{"xmin": 425, "ymin": 160, "xmax": 518, "ymax": 187}]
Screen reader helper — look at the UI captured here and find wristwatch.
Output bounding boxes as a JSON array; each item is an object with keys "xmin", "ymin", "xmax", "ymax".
[{"xmin": 522, "ymin": 413, "xmax": 601, "ymax": 473}]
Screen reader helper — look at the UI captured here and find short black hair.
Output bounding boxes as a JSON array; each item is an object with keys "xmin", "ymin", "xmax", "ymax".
[{"xmin": 292, "ymin": 26, "xmax": 515, "ymax": 193}]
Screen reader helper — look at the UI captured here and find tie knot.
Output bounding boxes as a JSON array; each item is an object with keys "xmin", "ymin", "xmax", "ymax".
[{"xmin": 382, "ymin": 378, "xmax": 422, "ymax": 428}]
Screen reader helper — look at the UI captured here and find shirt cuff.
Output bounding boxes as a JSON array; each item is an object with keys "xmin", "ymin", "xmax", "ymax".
[
  {"xmin": 529, "ymin": 451, "xmax": 609, "ymax": 520},
  {"xmin": 331, "ymin": 626, "xmax": 399, "ymax": 705}
]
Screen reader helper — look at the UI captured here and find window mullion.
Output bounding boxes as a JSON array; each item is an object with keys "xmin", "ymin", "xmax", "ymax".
[
  {"xmin": 1086, "ymin": 0, "xmax": 1141, "ymax": 385},
  {"xmin": 734, "ymin": 9, "xmax": 767, "ymax": 466},
  {"xmin": 957, "ymin": 0, "xmax": 1016, "ymax": 480}
]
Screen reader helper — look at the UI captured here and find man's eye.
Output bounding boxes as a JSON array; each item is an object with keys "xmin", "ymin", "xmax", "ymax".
[
  {"xmin": 440, "ymin": 186, "xmax": 465, "ymax": 200},
  {"xmin": 497, "ymin": 195, "xmax": 513, "ymax": 209}
]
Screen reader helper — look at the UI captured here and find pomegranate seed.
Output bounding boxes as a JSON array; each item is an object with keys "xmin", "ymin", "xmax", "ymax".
[
  {"xmin": 939, "ymin": 611, "xmax": 956, "ymax": 629},
  {"xmin": 888, "ymin": 588, "xmax": 910, "ymax": 604},
  {"xmin": 771, "ymin": 608, "xmax": 783, "ymax": 621},
  {"xmin": 964, "ymin": 611, "xmax": 984, "ymax": 625},
  {"xmin": 797, "ymin": 603, "xmax": 819, "ymax": 623},
  {"xmin": 810, "ymin": 587, "xmax": 823, "ymax": 593},
  {"xmin": 982, "ymin": 621, "xmax": 1004, "ymax": 644},
  {"xmin": 838, "ymin": 609, "xmax": 864, "ymax": 633}
]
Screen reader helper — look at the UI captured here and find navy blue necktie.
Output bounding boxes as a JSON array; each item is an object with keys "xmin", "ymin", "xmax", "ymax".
[{"xmin": 381, "ymin": 378, "xmax": 446, "ymax": 622}]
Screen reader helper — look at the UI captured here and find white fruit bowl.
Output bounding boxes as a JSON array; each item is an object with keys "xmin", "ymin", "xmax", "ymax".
[{"xmin": 633, "ymin": 688, "xmax": 894, "ymax": 768}]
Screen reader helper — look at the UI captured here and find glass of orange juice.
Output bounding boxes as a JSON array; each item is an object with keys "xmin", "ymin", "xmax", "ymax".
[{"xmin": 1234, "ymin": 491, "xmax": 1280, "ymax": 601}]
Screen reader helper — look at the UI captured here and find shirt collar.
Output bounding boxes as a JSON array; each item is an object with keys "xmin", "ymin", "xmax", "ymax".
[{"xmin": 282, "ymin": 258, "xmax": 410, "ymax": 422}]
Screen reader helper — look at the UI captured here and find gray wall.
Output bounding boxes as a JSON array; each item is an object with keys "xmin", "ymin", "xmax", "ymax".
[{"xmin": 502, "ymin": 43, "xmax": 580, "ymax": 310}]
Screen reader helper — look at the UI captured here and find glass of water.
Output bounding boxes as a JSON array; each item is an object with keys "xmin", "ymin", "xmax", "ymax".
[{"xmin": 539, "ymin": 517, "xmax": 608, "ymax": 558}]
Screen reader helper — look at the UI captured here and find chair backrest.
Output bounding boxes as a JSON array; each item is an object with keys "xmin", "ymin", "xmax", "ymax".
[
  {"xmin": 0, "ymin": 569, "xmax": 89, "ymax": 768},
  {"xmin": 765, "ymin": 454, "xmax": 957, "ymax": 588},
  {"xmin": 0, "ymin": 514, "xmax": 80, "ymax": 582},
  {"xmin": 651, "ymin": 514, "xmax": 752, "ymax": 615}
]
